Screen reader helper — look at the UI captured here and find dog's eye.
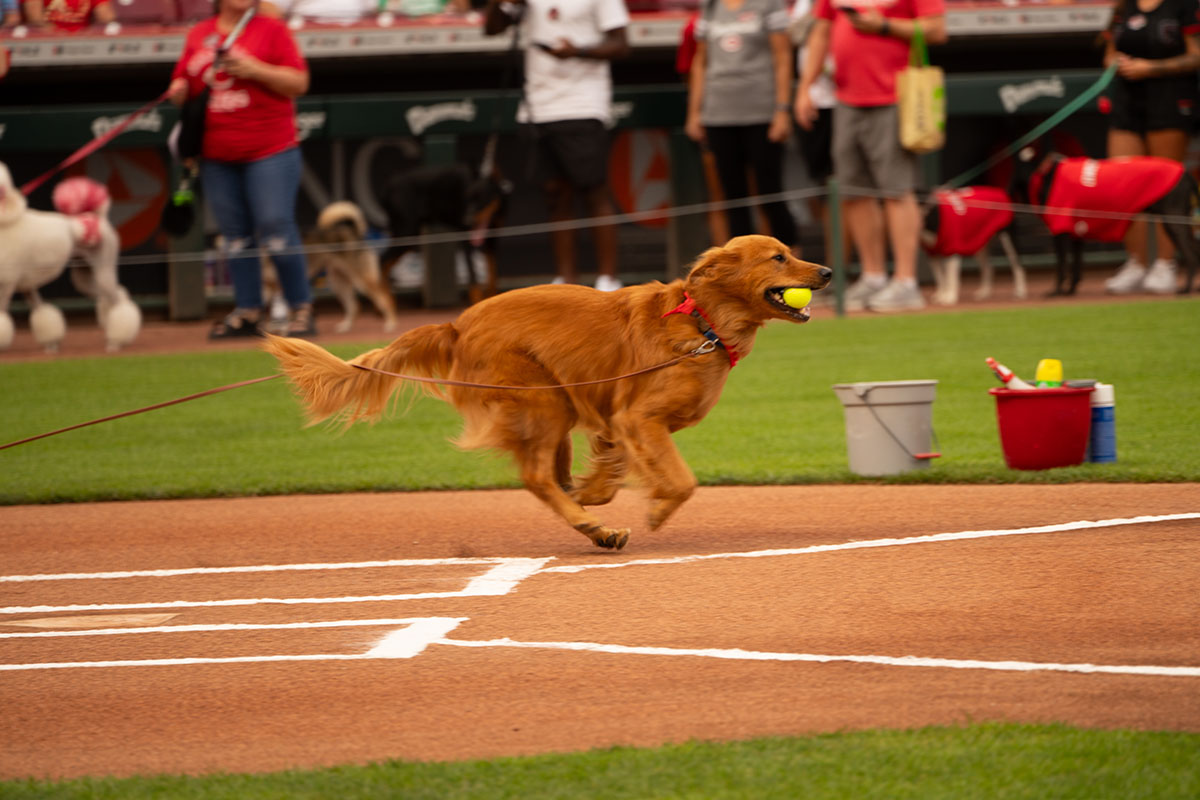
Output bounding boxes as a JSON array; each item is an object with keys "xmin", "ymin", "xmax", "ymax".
[{"xmin": 772, "ymin": 253, "xmax": 786, "ymax": 263}]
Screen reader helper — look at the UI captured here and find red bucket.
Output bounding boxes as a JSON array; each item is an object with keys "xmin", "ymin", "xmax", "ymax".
[{"xmin": 989, "ymin": 387, "xmax": 1093, "ymax": 470}]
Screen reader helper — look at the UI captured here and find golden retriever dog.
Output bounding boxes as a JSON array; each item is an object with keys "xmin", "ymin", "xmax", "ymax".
[
  {"xmin": 263, "ymin": 201, "xmax": 398, "ymax": 334},
  {"xmin": 263, "ymin": 235, "xmax": 831, "ymax": 550},
  {"xmin": 0, "ymin": 162, "xmax": 141, "ymax": 353}
]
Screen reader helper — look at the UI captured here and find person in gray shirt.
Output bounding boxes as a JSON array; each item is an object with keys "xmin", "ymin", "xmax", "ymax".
[{"xmin": 685, "ymin": 0, "xmax": 799, "ymax": 252}]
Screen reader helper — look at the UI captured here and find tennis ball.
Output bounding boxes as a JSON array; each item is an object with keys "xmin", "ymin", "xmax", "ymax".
[{"xmin": 782, "ymin": 287, "xmax": 812, "ymax": 309}]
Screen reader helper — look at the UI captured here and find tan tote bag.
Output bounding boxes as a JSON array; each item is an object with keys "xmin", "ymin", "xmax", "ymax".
[{"xmin": 896, "ymin": 23, "xmax": 945, "ymax": 154}]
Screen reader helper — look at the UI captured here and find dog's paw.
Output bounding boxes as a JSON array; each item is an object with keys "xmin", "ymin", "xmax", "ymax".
[{"xmin": 575, "ymin": 522, "xmax": 630, "ymax": 550}]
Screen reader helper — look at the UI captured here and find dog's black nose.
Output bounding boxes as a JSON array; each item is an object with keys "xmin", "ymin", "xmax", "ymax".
[{"xmin": 818, "ymin": 267, "xmax": 833, "ymax": 281}]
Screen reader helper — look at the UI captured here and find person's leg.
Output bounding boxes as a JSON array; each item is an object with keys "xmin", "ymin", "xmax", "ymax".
[
  {"xmin": 862, "ymin": 106, "xmax": 924, "ymax": 311},
  {"xmin": 1145, "ymin": 127, "xmax": 1189, "ymax": 261},
  {"xmin": 1108, "ymin": 128, "xmax": 1151, "ymax": 267},
  {"xmin": 585, "ymin": 184, "xmax": 620, "ymax": 286},
  {"xmin": 745, "ymin": 123, "xmax": 799, "ymax": 248},
  {"xmin": 200, "ymin": 159, "xmax": 263, "ymax": 332},
  {"xmin": 883, "ymin": 192, "xmax": 921, "ymax": 282},
  {"xmin": 704, "ymin": 125, "xmax": 754, "ymax": 238},
  {"xmin": 831, "ymin": 105, "xmax": 888, "ymax": 308},
  {"xmin": 244, "ymin": 148, "xmax": 311, "ymax": 309},
  {"xmin": 544, "ymin": 176, "xmax": 578, "ymax": 283}
]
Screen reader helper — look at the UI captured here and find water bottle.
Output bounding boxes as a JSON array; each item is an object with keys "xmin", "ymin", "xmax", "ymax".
[{"xmin": 1088, "ymin": 383, "xmax": 1116, "ymax": 463}]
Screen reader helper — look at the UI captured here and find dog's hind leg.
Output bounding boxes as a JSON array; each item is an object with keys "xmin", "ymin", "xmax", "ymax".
[
  {"xmin": 998, "ymin": 231, "xmax": 1027, "ymax": 299},
  {"xmin": 515, "ymin": 441, "xmax": 631, "ymax": 550}
]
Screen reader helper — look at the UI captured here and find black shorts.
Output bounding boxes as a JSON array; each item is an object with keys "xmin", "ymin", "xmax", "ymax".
[
  {"xmin": 1107, "ymin": 77, "xmax": 1198, "ymax": 134},
  {"xmin": 795, "ymin": 106, "xmax": 834, "ymax": 184},
  {"xmin": 533, "ymin": 118, "xmax": 612, "ymax": 191}
]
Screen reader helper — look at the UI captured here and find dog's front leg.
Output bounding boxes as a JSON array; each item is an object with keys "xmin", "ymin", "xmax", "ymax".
[
  {"xmin": 1047, "ymin": 235, "xmax": 1070, "ymax": 296},
  {"xmin": 570, "ymin": 434, "xmax": 629, "ymax": 506},
  {"xmin": 620, "ymin": 419, "xmax": 696, "ymax": 531},
  {"xmin": 1067, "ymin": 237, "xmax": 1083, "ymax": 295},
  {"xmin": 930, "ymin": 256, "xmax": 959, "ymax": 306}
]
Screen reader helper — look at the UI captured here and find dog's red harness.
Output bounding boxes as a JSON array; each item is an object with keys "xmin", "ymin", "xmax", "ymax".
[
  {"xmin": 1030, "ymin": 156, "xmax": 1184, "ymax": 242},
  {"xmin": 662, "ymin": 291, "xmax": 738, "ymax": 367}
]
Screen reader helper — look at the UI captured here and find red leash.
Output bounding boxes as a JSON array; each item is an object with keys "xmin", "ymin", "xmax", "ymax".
[
  {"xmin": 0, "ymin": 374, "xmax": 281, "ymax": 452},
  {"xmin": 19, "ymin": 88, "xmax": 172, "ymax": 196}
]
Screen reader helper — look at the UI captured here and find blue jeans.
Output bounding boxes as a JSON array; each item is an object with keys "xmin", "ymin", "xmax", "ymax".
[{"xmin": 201, "ymin": 147, "xmax": 311, "ymax": 311}]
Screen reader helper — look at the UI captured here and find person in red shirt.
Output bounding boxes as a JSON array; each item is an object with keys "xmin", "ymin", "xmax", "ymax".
[
  {"xmin": 22, "ymin": 0, "xmax": 115, "ymax": 31},
  {"xmin": 794, "ymin": 0, "xmax": 946, "ymax": 312},
  {"xmin": 167, "ymin": 0, "xmax": 316, "ymax": 339}
]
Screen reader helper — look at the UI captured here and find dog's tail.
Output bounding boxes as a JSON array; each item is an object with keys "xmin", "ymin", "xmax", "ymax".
[{"xmin": 262, "ymin": 324, "xmax": 458, "ymax": 427}]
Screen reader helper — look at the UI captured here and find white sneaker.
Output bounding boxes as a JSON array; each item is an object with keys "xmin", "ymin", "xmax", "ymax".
[
  {"xmin": 594, "ymin": 274, "xmax": 623, "ymax": 292},
  {"xmin": 390, "ymin": 251, "xmax": 425, "ymax": 289},
  {"xmin": 1104, "ymin": 258, "xmax": 1146, "ymax": 294},
  {"xmin": 866, "ymin": 280, "xmax": 926, "ymax": 312},
  {"xmin": 843, "ymin": 275, "xmax": 888, "ymax": 311},
  {"xmin": 1141, "ymin": 258, "xmax": 1177, "ymax": 294}
]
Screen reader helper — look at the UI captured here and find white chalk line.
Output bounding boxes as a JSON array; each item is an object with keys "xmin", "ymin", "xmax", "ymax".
[
  {"xmin": 3, "ymin": 621, "xmax": 1197, "ymax": 676},
  {"xmin": 0, "ymin": 617, "xmax": 464, "ymax": 639},
  {"xmin": 0, "ymin": 556, "xmax": 544, "ymax": 583},
  {"xmin": 542, "ymin": 513, "xmax": 1200, "ymax": 573},
  {"xmin": 0, "ymin": 618, "xmax": 467, "ymax": 671},
  {"xmin": 0, "ymin": 558, "xmax": 551, "ymax": 616},
  {"xmin": 438, "ymin": 638, "xmax": 1200, "ymax": 677}
]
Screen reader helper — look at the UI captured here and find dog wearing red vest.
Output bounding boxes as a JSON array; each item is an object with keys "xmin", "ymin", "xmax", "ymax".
[
  {"xmin": 921, "ymin": 185, "xmax": 1027, "ymax": 306},
  {"xmin": 1012, "ymin": 148, "xmax": 1199, "ymax": 296},
  {"xmin": 0, "ymin": 163, "xmax": 141, "ymax": 353}
]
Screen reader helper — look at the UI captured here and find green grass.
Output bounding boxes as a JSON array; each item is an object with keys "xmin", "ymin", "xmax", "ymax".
[
  {"xmin": 2, "ymin": 299, "xmax": 1199, "ymax": 504},
  {"xmin": 2, "ymin": 300, "xmax": 1198, "ymax": 796},
  {"xmin": 3, "ymin": 724, "xmax": 1197, "ymax": 799}
]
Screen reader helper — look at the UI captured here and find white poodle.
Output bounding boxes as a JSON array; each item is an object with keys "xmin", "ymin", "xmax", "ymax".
[{"xmin": 0, "ymin": 161, "xmax": 141, "ymax": 353}]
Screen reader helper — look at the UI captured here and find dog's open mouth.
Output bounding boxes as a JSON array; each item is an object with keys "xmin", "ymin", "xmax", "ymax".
[{"xmin": 765, "ymin": 288, "xmax": 814, "ymax": 322}]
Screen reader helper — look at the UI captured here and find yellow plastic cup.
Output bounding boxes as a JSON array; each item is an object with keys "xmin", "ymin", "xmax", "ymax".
[{"xmin": 1035, "ymin": 358, "xmax": 1063, "ymax": 388}]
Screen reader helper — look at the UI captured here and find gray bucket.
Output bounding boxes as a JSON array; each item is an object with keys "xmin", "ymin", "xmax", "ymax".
[{"xmin": 832, "ymin": 380, "xmax": 940, "ymax": 476}]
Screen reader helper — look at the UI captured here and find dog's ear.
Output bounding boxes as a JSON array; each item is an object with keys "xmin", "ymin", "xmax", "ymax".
[{"xmin": 685, "ymin": 245, "xmax": 728, "ymax": 282}]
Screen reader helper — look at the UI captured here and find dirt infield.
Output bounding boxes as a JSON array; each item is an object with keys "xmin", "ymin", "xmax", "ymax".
[{"xmin": 2, "ymin": 484, "xmax": 1198, "ymax": 780}]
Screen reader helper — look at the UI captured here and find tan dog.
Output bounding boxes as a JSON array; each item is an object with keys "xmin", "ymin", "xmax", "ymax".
[
  {"xmin": 263, "ymin": 201, "xmax": 398, "ymax": 333},
  {"xmin": 263, "ymin": 235, "xmax": 832, "ymax": 550}
]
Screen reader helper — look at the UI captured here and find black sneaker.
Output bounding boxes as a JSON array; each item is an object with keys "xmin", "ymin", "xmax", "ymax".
[{"xmin": 208, "ymin": 313, "xmax": 263, "ymax": 340}]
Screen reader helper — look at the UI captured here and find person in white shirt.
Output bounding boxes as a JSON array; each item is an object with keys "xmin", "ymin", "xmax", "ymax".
[{"xmin": 484, "ymin": 0, "xmax": 630, "ymax": 290}]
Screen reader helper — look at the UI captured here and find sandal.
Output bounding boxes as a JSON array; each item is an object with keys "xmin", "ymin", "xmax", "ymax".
[
  {"xmin": 208, "ymin": 311, "xmax": 263, "ymax": 340},
  {"xmin": 285, "ymin": 305, "xmax": 317, "ymax": 338}
]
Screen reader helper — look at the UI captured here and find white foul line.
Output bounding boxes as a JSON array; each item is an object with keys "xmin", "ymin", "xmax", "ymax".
[
  {"xmin": 0, "ymin": 558, "xmax": 551, "ymax": 615},
  {"xmin": 542, "ymin": 513, "xmax": 1200, "ymax": 573},
  {"xmin": 438, "ymin": 637, "xmax": 1200, "ymax": 678}
]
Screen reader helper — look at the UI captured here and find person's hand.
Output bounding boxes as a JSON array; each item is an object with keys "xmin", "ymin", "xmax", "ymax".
[
  {"xmin": 218, "ymin": 45, "xmax": 265, "ymax": 82},
  {"xmin": 1115, "ymin": 54, "xmax": 1155, "ymax": 81},
  {"xmin": 847, "ymin": 7, "xmax": 886, "ymax": 35},
  {"xmin": 768, "ymin": 109, "xmax": 791, "ymax": 143},
  {"xmin": 167, "ymin": 77, "xmax": 189, "ymax": 105},
  {"xmin": 795, "ymin": 93, "xmax": 817, "ymax": 131},
  {"xmin": 540, "ymin": 38, "xmax": 577, "ymax": 59},
  {"xmin": 684, "ymin": 114, "xmax": 704, "ymax": 144}
]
